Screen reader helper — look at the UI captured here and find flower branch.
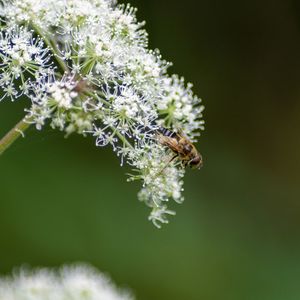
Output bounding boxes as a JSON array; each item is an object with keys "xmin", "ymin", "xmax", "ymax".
[
  {"xmin": 0, "ymin": 116, "xmax": 32, "ymax": 155},
  {"xmin": 0, "ymin": 0, "xmax": 204, "ymax": 227}
]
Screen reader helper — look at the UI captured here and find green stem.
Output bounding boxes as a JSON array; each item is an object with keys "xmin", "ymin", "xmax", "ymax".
[
  {"xmin": 112, "ymin": 128, "xmax": 134, "ymax": 149},
  {"xmin": 0, "ymin": 116, "xmax": 32, "ymax": 155},
  {"xmin": 31, "ymin": 23, "xmax": 69, "ymax": 73}
]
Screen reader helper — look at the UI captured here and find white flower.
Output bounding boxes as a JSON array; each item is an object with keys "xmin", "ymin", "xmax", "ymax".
[
  {"xmin": 0, "ymin": 264, "xmax": 134, "ymax": 300},
  {"xmin": 0, "ymin": 26, "xmax": 51, "ymax": 101},
  {"xmin": 0, "ymin": 0, "xmax": 204, "ymax": 227},
  {"xmin": 148, "ymin": 206, "xmax": 176, "ymax": 229},
  {"xmin": 48, "ymin": 82, "xmax": 78, "ymax": 109},
  {"xmin": 158, "ymin": 75, "xmax": 204, "ymax": 140}
]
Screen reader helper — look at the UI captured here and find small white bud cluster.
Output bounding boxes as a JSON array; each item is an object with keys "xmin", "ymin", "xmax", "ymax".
[
  {"xmin": 48, "ymin": 82, "xmax": 78, "ymax": 109},
  {"xmin": 0, "ymin": 264, "xmax": 134, "ymax": 300},
  {"xmin": 0, "ymin": 0, "xmax": 204, "ymax": 227}
]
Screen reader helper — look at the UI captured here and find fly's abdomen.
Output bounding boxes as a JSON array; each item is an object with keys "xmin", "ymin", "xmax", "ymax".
[{"xmin": 157, "ymin": 127, "xmax": 177, "ymax": 138}]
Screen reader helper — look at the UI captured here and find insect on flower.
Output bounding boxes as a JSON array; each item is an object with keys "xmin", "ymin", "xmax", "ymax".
[
  {"xmin": 0, "ymin": 0, "xmax": 205, "ymax": 227},
  {"xmin": 157, "ymin": 127, "xmax": 203, "ymax": 169}
]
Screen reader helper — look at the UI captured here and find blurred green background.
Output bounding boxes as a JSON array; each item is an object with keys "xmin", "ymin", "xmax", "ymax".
[{"xmin": 1, "ymin": 0, "xmax": 300, "ymax": 299}]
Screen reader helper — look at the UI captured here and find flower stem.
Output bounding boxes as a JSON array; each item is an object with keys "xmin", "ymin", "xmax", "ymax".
[
  {"xmin": 0, "ymin": 116, "xmax": 32, "ymax": 155},
  {"xmin": 112, "ymin": 127, "xmax": 134, "ymax": 150}
]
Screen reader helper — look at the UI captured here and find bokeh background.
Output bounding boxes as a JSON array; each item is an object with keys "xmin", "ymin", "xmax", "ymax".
[{"xmin": 1, "ymin": 0, "xmax": 300, "ymax": 299}]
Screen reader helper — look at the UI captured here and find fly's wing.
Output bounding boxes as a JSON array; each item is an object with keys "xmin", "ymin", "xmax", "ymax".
[
  {"xmin": 176, "ymin": 129, "xmax": 193, "ymax": 143},
  {"xmin": 157, "ymin": 134, "xmax": 180, "ymax": 154}
]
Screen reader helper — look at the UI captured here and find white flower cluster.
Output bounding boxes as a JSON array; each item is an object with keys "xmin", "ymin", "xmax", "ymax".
[
  {"xmin": 0, "ymin": 26, "xmax": 51, "ymax": 101},
  {"xmin": 0, "ymin": 0, "xmax": 204, "ymax": 227},
  {"xmin": 0, "ymin": 264, "xmax": 134, "ymax": 300}
]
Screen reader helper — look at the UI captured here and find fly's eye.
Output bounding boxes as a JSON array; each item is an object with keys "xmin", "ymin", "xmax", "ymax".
[{"xmin": 189, "ymin": 156, "xmax": 203, "ymax": 169}]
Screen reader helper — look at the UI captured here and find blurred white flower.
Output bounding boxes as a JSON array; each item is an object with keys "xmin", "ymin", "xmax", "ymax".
[
  {"xmin": 0, "ymin": 0, "xmax": 205, "ymax": 227},
  {"xmin": 0, "ymin": 264, "xmax": 134, "ymax": 300}
]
